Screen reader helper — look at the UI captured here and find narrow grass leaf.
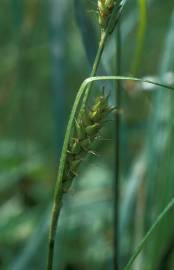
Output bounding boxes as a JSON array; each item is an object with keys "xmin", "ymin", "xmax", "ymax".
[{"xmin": 123, "ymin": 198, "xmax": 174, "ymax": 270}]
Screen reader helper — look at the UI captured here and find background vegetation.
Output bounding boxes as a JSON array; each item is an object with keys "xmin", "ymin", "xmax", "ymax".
[{"xmin": 0, "ymin": 0, "xmax": 174, "ymax": 269}]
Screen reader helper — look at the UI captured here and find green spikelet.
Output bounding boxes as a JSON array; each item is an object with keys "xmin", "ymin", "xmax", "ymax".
[
  {"xmin": 86, "ymin": 123, "xmax": 101, "ymax": 136},
  {"xmin": 69, "ymin": 138, "xmax": 81, "ymax": 154},
  {"xmin": 62, "ymin": 92, "xmax": 114, "ymax": 193}
]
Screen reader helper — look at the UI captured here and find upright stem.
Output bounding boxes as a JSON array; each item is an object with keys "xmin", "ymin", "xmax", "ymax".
[
  {"xmin": 130, "ymin": 0, "xmax": 146, "ymax": 75},
  {"xmin": 114, "ymin": 21, "xmax": 121, "ymax": 270},
  {"xmin": 81, "ymin": 30, "xmax": 107, "ymax": 107},
  {"xmin": 47, "ymin": 194, "xmax": 62, "ymax": 270}
]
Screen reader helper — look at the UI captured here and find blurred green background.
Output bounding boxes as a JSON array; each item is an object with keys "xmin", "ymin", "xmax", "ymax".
[{"xmin": 0, "ymin": 0, "xmax": 174, "ymax": 269}]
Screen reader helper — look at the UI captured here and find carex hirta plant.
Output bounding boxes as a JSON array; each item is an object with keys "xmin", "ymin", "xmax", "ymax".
[
  {"xmin": 46, "ymin": 1, "xmax": 126, "ymax": 269},
  {"xmin": 46, "ymin": 1, "xmax": 174, "ymax": 270}
]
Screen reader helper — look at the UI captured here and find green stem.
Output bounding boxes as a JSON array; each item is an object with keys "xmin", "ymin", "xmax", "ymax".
[
  {"xmin": 131, "ymin": 0, "xmax": 147, "ymax": 75},
  {"xmin": 114, "ymin": 21, "xmax": 121, "ymax": 270},
  {"xmin": 81, "ymin": 30, "xmax": 107, "ymax": 107},
  {"xmin": 47, "ymin": 196, "xmax": 62, "ymax": 270},
  {"xmin": 81, "ymin": 0, "xmax": 129, "ymax": 107},
  {"xmin": 123, "ymin": 197, "xmax": 174, "ymax": 270}
]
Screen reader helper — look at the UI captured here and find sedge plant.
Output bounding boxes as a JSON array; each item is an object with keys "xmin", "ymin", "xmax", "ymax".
[
  {"xmin": 47, "ymin": 1, "xmax": 128, "ymax": 269},
  {"xmin": 46, "ymin": 1, "xmax": 174, "ymax": 270}
]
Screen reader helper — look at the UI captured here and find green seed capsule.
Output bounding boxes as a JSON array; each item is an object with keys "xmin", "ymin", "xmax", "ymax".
[
  {"xmin": 80, "ymin": 138, "xmax": 91, "ymax": 151},
  {"xmin": 86, "ymin": 123, "xmax": 101, "ymax": 136},
  {"xmin": 70, "ymin": 159, "xmax": 81, "ymax": 175},
  {"xmin": 78, "ymin": 108, "xmax": 92, "ymax": 126},
  {"xmin": 75, "ymin": 119, "xmax": 86, "ymax": 140},
  {"xmin": 63, "ymin": 169, "xmax": 73, "ymax": 182},
  {"xmin": 89, "ymin": 108, "xmax": 102, "ymax": 123},
  {"xmin": 62, "ymin": 171, "xmax": 74, "ymax": 192},
  {"xmin": 70, "ymin": 138, "xmax": 81, "ymax": 154},
  {"xmin": 92, "ymin": 96, "xmax": 108, "ymax": 112}
]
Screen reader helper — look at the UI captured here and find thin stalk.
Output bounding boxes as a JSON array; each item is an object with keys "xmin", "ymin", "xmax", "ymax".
[
  {"xmin": 114, "ymin": 21, "xmax": 121, "ymax": 270},
  {"xmin": 81, "ymin": 30, "xmax": 107, "ymax": 108},
  {"xmin": 131, "ymin": 0, "xmax": 146, "ymax": 75},
  {"xmin": 82, "ymin": 0, "xmax": 130, "ymax": 106},
  {"xmin": 133, "ymin": 180, "xmax": 146, "ymax": 270},
  {"xmin": 47, "ymin": 196, "xmax": 62, "ymax": 270}
]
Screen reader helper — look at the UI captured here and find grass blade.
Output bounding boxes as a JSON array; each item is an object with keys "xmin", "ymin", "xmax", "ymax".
[
  {"xmin": 83, "ymin": 75, "xmax": 174, "ymax": 91},
  {"xmin": 123, "ymin": 198, "xmax": 174, "ymax": 270}
]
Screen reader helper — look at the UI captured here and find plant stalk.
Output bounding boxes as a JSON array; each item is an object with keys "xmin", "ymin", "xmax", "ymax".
[
  {"xmin": 114, "ymin": 21, "xmax": 121, "ymax": 270},
  {"xmin": 81, "ymin": 30, "xmax": 107, "ymax": 107}
]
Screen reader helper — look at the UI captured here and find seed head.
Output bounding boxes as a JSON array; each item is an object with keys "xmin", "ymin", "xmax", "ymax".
[
  {"xmin": 62, "ymin": 93, "xmax": 114, "ymax": 193},
  {"xmin": 98, "ymin": 0, "xmax": 116, "ymax": 30}
]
